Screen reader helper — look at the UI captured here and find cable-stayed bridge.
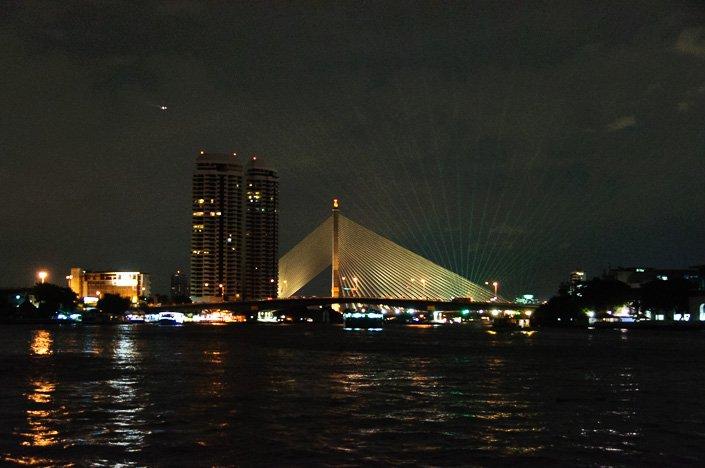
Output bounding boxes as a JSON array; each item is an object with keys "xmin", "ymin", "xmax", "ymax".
[
  {"xmin": 279, "ymin": 199, "xmax": 496, "ymax": 302},
  {"xmin": 154, "ymin": 200, "xmax": 540, "ymax": 314}
]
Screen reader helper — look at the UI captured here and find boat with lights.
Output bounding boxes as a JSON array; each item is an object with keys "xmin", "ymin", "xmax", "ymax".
[{"xmin": 343, "ymin": 309, "xmax": 384, "ymax": 329}]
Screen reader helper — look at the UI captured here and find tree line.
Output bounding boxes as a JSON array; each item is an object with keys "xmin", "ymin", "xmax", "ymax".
[{"xmin": 532, "ymin": 276, "xmax": 694, "ymax": 326}]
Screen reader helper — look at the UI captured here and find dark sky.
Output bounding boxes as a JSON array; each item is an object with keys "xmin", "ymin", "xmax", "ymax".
[{"xmin": 2, "ymin": 1, "xmax": 704, "ymax": 297}]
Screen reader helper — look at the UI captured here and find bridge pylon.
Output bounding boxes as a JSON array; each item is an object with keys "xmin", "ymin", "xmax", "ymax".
[{"xmin": 331, "ymin": 198, "xmax": 341, "ymax": 298}]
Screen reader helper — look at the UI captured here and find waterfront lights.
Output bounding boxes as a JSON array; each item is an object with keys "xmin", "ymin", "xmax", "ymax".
[
  {"xmin": 37, "ymin": 270, "xmax": 48, "ymax": 284},
  {"xmin": 343, "ymin": 312, "xmax": 384, "ymax": 319}
]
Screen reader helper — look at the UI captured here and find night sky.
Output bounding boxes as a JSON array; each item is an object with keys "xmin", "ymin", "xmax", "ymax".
[{"xmin": 2, "ymin": 1, "xmax": 704, "ymax": 297}]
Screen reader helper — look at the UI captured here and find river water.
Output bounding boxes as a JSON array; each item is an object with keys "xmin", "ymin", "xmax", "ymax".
[{"xmin": 0, "ymin": 324, "xmax": 703, "ymax": 466}]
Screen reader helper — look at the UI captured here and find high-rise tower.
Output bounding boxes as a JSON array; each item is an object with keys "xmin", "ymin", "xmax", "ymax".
[
  {"xmin": 190, "ymin": 152, "xmax": 244, "ymax": 302},
  {"xmin": 243, "ymin": 155, "xmax": 279, "ymax": 299}
]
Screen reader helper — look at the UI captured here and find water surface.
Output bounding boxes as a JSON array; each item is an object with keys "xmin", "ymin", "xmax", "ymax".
[{"xmin": 0, "ymin": 324, "xmax": 703, "ymax": 465}]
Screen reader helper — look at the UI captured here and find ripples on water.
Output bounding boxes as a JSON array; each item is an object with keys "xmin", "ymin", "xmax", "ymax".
[{"xmin": 0, "ymin": 325, "xmax": 704, "ymax": 465}]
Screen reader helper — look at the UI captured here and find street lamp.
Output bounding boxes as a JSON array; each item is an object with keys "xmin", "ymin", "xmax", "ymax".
[
  {"xmin": 420, "ymin": 279, "xmax": 427, "ymax": 299},
  {"xmin": 353, "ymin": 277, "xmax": 359, "ymax": 297},
  {"xmin": 37, "ymin": 270, "xmax": 48, "ymax": 284},
  {"xmin": 485, "ymin": 280, "xmax": 499, "ymax": 300}
]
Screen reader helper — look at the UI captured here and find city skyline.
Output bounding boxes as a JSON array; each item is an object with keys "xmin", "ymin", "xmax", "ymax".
[
  {"xmin": 1, "ymin": 3, "xmax": 704, "ymax": 297},
  {"xmin": 2, "ymin": 4, "xmax": 705, "ymax": 465}
]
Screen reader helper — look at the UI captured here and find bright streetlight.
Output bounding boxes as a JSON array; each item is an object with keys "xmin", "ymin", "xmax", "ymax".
[
  {"xmin": 37, "ymin": 270, "xmax": 48, "ymax": 284},
  {"xmin": 485, "ymin": 280, "xmax": 499, "ymax": 300}
]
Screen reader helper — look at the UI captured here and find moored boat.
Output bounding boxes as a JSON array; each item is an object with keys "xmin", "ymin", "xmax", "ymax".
[{"xmin": 343, "ymin": 309, "xmax": 384, "ymax": 329}]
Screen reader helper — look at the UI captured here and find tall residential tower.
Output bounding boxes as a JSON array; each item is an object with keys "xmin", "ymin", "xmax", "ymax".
[
  {"xmin": 243, "ymin": 155, "xmax": 279, "ymax": 299},
  {"xmin": 190, "ymin": 152, "xmax": 244, "ymax": 302}
]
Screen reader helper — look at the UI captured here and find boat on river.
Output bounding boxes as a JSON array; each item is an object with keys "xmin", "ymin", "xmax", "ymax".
[{"xmin": 343, "ymin": 309, "xmax": 384, "ymax": 329}]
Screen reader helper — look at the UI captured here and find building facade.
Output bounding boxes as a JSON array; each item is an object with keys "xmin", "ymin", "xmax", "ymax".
[
  {"xmin": 190, "ymin": 152, "xmax": 245, "ymax": 302},
  {"xmin": 67, "ymin": 267, "xmax": 150, "ymax": 304},
  {"xmin": 170, "ymin": 270, "xmax": 189, "ymax": 300},
  {"xmin": 243, "ymin": 155, "xmax": 279, "ymax": 299},
  {"xmin": 189, "ymin": 151, "xmax": 279, "ymax": 302},
  {"xmin": 568, "ymin": 269, "xmax": 586, "ymax": 295}
]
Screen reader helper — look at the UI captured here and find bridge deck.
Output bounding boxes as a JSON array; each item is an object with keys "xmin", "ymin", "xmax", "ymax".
[{"xmin": 151, "ymin": 297, "xmax": 538, "ymax": 313}]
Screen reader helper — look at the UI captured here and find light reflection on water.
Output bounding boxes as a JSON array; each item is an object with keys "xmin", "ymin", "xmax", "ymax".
[
  {"xmin": 105, "ymin": 328, "xmax": 148, "ymax": 452},
  {"xmin": 1, "ymin": 326, "xmax": 704, "ymax": 465},
  {"xmin": 30, "ymin": 330, "xmax": 52, "ymax": 356},
  {"xmin": 20, "ymin": 330, "xmax": 60, "ymax": 451},
  {"xmin": 21, "ymin": 382, "xmax": 58, "ymax": 448}
]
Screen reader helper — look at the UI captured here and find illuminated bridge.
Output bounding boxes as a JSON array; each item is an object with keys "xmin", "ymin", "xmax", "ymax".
[
  {"xmin": 152, "ymin": 199, "xmax": 535, "ymax": 312},
  {"xmin": 152, "ymin": 295, "xmax": 535, "ymax": 315},
  {"xmin": 154, "ymin": 200, "xmax": 539, "ymax": 314},
  {"xmin": 278, "ymin": 199, "xmax": 497, "ymax": 302}
]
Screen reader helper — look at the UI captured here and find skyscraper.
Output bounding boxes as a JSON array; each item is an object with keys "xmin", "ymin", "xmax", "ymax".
[
  {"xmin": 243, "ymin": 155, "xmax": 279, "ymax": 299},
  {"xmin": 190, "ymin": 152, "xmax": 244, "ymax": 302}
]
